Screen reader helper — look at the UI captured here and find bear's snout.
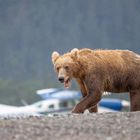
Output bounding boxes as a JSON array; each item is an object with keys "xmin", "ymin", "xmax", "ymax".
[{"xmin": 58, "ymin": 77, "xmax": 64, "ymax": 83}]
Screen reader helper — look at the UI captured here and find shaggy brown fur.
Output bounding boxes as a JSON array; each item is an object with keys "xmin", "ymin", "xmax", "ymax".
[{"xmin": 52, "ymin": 48, "xmax": 140, "ymax": 113}]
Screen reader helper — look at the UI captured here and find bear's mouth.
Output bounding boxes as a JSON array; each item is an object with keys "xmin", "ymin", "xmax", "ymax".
[{"xmin": 64, "ymin": 78, "xmax": 71, "ymax": 88}]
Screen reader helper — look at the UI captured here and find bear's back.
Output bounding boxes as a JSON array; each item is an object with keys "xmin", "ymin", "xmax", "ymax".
[{"xmin": 79, "ymin": 49, "xmax": 140, "ymax": 70}]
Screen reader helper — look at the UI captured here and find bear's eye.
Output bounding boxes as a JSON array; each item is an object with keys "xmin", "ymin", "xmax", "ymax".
[
  {"xmin": 56, "ymin": 66, "xmax": 60, "ymax": 72},
  {"xmin": 64, "ymin": 66, "xmax": 69, "ymax": 71}
]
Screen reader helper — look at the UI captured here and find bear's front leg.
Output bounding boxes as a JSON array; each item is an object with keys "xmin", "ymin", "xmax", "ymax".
[
  {"xmin": 88, "ymin": 105, "xmax": 98, "ymax": 113},
  {"xmin": 76, "ymin": 79, "xmax": 99, "ymax": 113},
  {"xmin": 76, "ymin": 79, "xmax": 88, "ymax": 97},
  {"xmin": 72, "ymin": 91, "xmax": 102, "ymax": 113}
]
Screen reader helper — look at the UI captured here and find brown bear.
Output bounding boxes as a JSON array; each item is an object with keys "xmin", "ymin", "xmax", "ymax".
[{"xmin": 52, "ymin": 48, "xmax": 140, "ymax": 113}]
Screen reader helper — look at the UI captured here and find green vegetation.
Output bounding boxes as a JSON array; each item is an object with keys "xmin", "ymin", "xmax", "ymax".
[{"xmin": 0, "ymin": 79, "xmax": 42, "ymax": 105}]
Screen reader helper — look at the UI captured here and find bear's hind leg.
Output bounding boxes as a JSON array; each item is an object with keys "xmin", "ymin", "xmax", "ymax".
[{"xmin": 130, "ymin": 90, "xmax": 140, "ymax": 111}]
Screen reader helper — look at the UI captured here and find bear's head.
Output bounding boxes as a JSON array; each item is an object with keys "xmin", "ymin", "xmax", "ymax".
[{"xmin": 52, "ymin": 48, "xmax": 79, "ymax": 88}]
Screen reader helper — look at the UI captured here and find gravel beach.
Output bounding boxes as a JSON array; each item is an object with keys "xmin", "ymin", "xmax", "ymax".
[{"xmin": 0, "ymin": 112, "xmax": 140, "ymax": 140}]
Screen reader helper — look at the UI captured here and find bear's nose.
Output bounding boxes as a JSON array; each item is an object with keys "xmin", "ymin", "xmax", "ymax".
[{"xmin": 58, "ymin": 77, "xmax": 64, "ymax": 83}]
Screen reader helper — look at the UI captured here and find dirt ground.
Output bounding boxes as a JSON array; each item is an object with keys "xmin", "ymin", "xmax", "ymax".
[{"xmin": 0, "ymin": 111, "xmax": 140, "ymax": 140}]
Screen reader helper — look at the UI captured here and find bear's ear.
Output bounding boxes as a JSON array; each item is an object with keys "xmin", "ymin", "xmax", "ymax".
[
  {"xmin": 70, "ymin": 48, "xmax": 79, "ymax": 59},
  {"xmin": 52, "ymin": 51, "xmax": 60, "ymax": 64},
  {"xmin": 71, "ymin": 48, "xmax": 79, "ymax": 53}
]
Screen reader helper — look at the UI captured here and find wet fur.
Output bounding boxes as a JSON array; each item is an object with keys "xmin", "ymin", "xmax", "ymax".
[{"xmin": 52, "ymin": 48, "xmax": 140, "ymax": 113}]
